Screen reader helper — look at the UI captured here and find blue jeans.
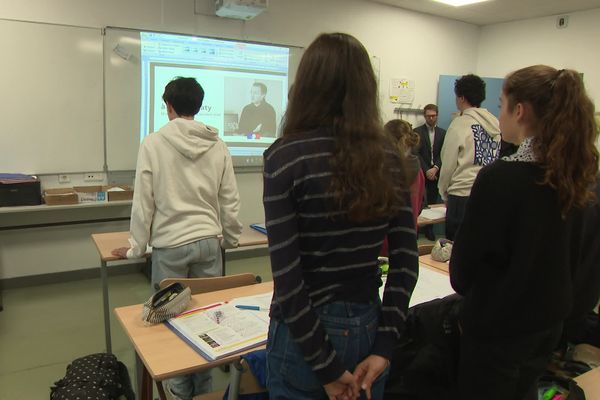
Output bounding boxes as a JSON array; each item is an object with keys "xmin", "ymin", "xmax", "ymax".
[
  {"xmin": 152, "ymin": 237, "xmax": 221, "ymax": 399},
  {"xmin": 266, "ymin": 301, "xmax": 389, "ymax": 400}
]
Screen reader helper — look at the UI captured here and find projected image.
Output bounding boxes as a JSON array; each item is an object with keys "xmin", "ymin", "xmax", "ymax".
[
  {"xmin": 223, "ymin": 77, "xmax": 283, "ymax": 138},
  {"xmin": 139, "ymin": 31, "xmax": 292, "ymax": 162}
]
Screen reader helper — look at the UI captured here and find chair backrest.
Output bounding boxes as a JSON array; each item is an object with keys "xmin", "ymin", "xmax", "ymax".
[
  {"xmin": 418, "ymin": 244, "xmax": 434, "ymax": 256},
  {"xmin": 237, "ymin": 358, "xmax": 267, "ymax": 395},
  {"xmin": 159, "ymin": 273, "xmax": 260, "ymax": 295}
]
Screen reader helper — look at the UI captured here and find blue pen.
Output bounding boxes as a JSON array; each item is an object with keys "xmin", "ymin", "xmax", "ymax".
[{"xmin": 235, "ymin": 305, "xmax": 267, "ymax": 311}]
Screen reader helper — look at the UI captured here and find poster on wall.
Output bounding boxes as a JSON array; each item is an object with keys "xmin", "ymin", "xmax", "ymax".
[{"xmin": 389, "ymin": 78, "xmax": 415, "ymax": 104}]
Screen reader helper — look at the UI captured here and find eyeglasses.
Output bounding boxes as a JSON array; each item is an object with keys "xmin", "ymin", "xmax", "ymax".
[{"xmin": 425, "ymin": 114, "xmax": 438, "ymax": 118}]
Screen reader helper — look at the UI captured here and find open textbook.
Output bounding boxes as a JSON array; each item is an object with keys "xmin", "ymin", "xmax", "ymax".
[
  {"xmin": 165, "ymin": 293, "xmax": 272, "ymax": 361},
  {"xmin": 419, "ymin": 207, "xmax": 447, "ymax": 221},
  {"xmin": 168, "ymin": 269, "xmax": 453, "ymax": 361},
  {"xmin": 379, "ymin": 265, "xmax": 455, "ymax": 307}
]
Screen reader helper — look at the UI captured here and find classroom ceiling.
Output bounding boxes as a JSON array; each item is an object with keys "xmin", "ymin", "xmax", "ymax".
[{"xmin": 369, "ymin": 0, "xmax": 600, "ymax": 25}]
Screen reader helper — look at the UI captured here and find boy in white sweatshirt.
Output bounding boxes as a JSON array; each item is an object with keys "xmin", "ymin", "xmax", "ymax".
[
  {"xmin": 438, "ymin": 74, "xmax": 501, "ymax": 240},
  {"xmin": 112, "ymin": 77, "xmax": 242, "ymax": 400}
]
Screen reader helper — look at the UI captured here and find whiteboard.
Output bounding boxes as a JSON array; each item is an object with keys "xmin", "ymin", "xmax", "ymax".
[
  {"xmin": 103, "ymin": 27, "xmax": 304, "ymax": 171},
  {"xmin": 104, "ymin": 28, "xmax": 142, "ymax": 171},
  {"xmin": 0, "ymin": 20, "xmax": 104, "ymax": 174}
]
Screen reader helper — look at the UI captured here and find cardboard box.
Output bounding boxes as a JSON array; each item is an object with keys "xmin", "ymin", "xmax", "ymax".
[
  {"xmin": 105, "ymin": 185, "xmax": 133, "ymax": 202},
  {"xmin": 44, "ymin": 185, "xmax": 133, "ymax": 205},
  {"xmin": 74, "ymin": 186, "xmax": 107, "ymax": 203},
  {"xmin": 44, "ymin": 188, "xmax": 79, "ymax": 206}
]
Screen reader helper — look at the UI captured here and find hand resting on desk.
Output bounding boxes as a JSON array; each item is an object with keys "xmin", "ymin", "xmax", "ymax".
[{"xmin": 112, "ymin": 247, "xmax": 129, "ymax": 258}]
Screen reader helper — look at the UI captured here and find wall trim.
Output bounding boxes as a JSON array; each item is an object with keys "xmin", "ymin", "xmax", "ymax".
[
  {"xmin": 0, "ymin": 261, "xmax": 147, "ymax": 289},
  {"xmin": 0, "ymin": 247, "xmax": 268, "ymax": 289}
]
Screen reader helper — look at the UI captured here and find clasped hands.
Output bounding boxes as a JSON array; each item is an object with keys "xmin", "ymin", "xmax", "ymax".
[
  {"xmin": 425, "ymin": 166, "xmax": 438, "ymax": 181},
  {"xmin": 324, "ymin": 354, "xmax": 390, "ymax": 400}
]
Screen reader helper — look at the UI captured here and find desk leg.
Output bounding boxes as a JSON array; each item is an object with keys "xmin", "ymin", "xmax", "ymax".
[
  {"xmin": 228, "ymin": 360, "xmax": 243, "ymax": 400},
  {"xmin": 101, "ymin": 260, "xmax": 112, "ymax": 354},
  {"xmin": 137, "ymin": 354, "xmax": 153, "ymax": 400},
  {"xmin": 156, "ymin": 381, "xmax": 167, "ymax": 400}
]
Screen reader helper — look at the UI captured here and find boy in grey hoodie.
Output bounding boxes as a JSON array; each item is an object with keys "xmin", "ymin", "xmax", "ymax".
[{"xmin": 439, "ymin": 74, "xmax": 501, "ymax": 240}]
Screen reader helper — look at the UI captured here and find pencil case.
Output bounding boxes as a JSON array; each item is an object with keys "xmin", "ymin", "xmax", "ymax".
[
  {"xmin": 431, "ymin": 239, "xmax": 453, "ymax": 262},
  {"xmin": 142, "ymin": 282, "xmax": 191, "ymax": 325}
]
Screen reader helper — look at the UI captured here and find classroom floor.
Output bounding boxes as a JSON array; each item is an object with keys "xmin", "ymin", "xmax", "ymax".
[
  {"xmin": 0, "ymin": 256, "xmax": 273, "ymax": 400},
  {"xmin": 0, "ymin": 233, "xmax": 437, "ymax": 400}
]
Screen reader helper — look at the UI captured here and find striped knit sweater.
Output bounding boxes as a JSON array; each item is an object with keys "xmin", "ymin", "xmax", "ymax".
[{"xmin": 263, "ymin": 128, "xmax": 419, "ymax": 384}]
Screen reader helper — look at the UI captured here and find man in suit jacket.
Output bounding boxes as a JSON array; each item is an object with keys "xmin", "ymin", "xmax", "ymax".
[{"xmin": 414, "ymin": 104, "xmax": 446, "ymax": 240}]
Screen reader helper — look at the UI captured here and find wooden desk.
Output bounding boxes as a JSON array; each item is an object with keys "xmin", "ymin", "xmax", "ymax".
[
  {"xmin": 417, "ymin": 204, "xmax": 446, "ymax": 227},
  {"xmin": 418, "ymin": 254, "xmax": 449, "ymax": 274},
  {"xmin": 233, "ymin": 227, "xmax": 269, "ymax": 247},
  {"xmin": 575, "ymin": 367, "xmax": 600, "ymax": 400},
  {"xmin": 90, "ymin": 228, "xmax": 269, "ymax": 354},
  {"xmin": 115, "ymin": 281, "xmax": 273, "ymax": 400}
]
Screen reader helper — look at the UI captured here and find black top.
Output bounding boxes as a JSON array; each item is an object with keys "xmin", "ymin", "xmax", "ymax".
[
  {"xmin": 450, "ymin": 160, "xmax": 572, "ymax": 337},
  {"xmin": 564, "ymin": 176, "xmax": 600, "ymax": 322},
  {"xmin": 413, "ymin": 124, "xmax": 446, "ymax": 172},
  {"xmin": 263, "ymin": 128, "xmax": 418, "ymax": 384},
  {"xmin": 238, "ymin": 101, "xmax": 277, "ymax": 137}
]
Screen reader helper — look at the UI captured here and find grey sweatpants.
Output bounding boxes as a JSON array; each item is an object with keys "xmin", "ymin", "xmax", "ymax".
[
  {"xmin": 150, "ymin": 237, "xmax": 222, "ymax": 291},
  {"xmin": 151, "ymin": 237, "xmax": 222, "ymax": 399}
]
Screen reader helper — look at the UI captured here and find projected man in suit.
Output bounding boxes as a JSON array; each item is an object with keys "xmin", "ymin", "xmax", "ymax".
[
  {"xmin": 238, "ymin": 82, "xmax": 277, "ymax": 137},
  {"xmin": 414, "ymin": 104, "xmax": 446, "ymax": 240}
]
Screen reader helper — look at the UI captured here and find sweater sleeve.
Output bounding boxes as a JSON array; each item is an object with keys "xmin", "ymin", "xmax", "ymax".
[
  {"xmin": 449, "ymin": 165, "xmax": 499, "ymax": 294},
  {"xmin": 262, "ymin": 149, "xmax": 346, "ymax": 385},
  {"xmin": 371, "ymin": 196, "xmax": 419, "ymax": 360},
  {"xmin": 127, "ymin": 141, "xmax": 155, "ymax": 259},
  {"xmin": 218, "ymin": 145, "xmax": 243, "ymax": 249},
  {"xmin": 438, "ymin": 124, "xmax": 460, "ymax": 201},
  {"xmin": 264, "ymin": 105, "xmax": 277, "ymax": 137}
]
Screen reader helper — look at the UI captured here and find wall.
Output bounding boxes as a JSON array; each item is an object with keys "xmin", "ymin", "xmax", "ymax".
[
  {"xmin": 476, "ymin": 8, "xmax": 600, "ymax": 106},
  {"xmin": 0, "ymin": 0, "xmax": 480, "ymax": 278}
]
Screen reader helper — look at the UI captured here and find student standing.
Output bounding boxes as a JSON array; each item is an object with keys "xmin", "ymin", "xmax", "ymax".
[
  {"xmin": 263, "ymin": 33, "xmax": 418, "ymax": 400},
  {"xmin": 449, "ymin": 65, "xmax": 599, "ymax": 400},
  {"xmin": 384, "ymin": 119, "xmax": 425, "ymax": 227},
  {"xmin": 112, "ymin": 77, "xmax": 242, "ymax": 399},
  {"xmin": 438, "ymin": 74, "xmax": 501, "ymax": 240}
]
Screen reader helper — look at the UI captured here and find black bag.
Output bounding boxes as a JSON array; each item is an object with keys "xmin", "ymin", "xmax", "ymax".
[
  {"xmin": 384, "ymin": 294, "xmax": 462, "ymax": 400},
  {"xmin": 50, "ymin": 353, "xmax": 135, "ymax": 400}
]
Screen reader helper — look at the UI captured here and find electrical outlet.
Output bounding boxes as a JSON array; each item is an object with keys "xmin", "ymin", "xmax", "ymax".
[
  {"xmin": 556, "ymin": 15, "xmax": 569, "ymax": 29},
  {"xmin": 58, "ymin": 174, "xmax": 71, "ymax": 184},
  {"xmin": 84, "ymin": 173, "xmax": 103, "ymax": 182}
]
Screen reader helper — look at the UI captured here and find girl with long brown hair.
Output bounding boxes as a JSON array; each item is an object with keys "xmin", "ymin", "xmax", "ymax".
[
  {"xmin": 263, "ymin": 33, "xmax": 418, "ymax": 400},
  {"xmin": 449, "ymin": 65, "xmax": 599, "ymax": 399}
]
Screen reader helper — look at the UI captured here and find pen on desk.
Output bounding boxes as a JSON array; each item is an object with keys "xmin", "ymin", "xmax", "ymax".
[{"xmin": 235, "ymin": 305, "xmax": 268, "ymax": 311}]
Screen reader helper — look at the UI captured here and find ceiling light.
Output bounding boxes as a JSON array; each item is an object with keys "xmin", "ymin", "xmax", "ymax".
[{"xmin": 432, "ymin": 0, "xmax": 491, "ymax": 6}]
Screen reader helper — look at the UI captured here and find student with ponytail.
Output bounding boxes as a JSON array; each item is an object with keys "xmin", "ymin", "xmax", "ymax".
[
  {"xmin": 449, "ymin": 65, "xmax": 599, "ymax": 400},
  {"xmin": 384, "ymin": 119, "xmax": 425, "ymax": 227}
]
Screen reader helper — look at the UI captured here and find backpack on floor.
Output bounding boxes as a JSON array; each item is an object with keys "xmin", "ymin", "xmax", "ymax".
[
  {"xmin": 50, "ymin": 353, "xmax": 135, "ymax": 400},
  {"xmin": 384, "ymin": 294, "xmax": 462, "ymax": 400}
]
